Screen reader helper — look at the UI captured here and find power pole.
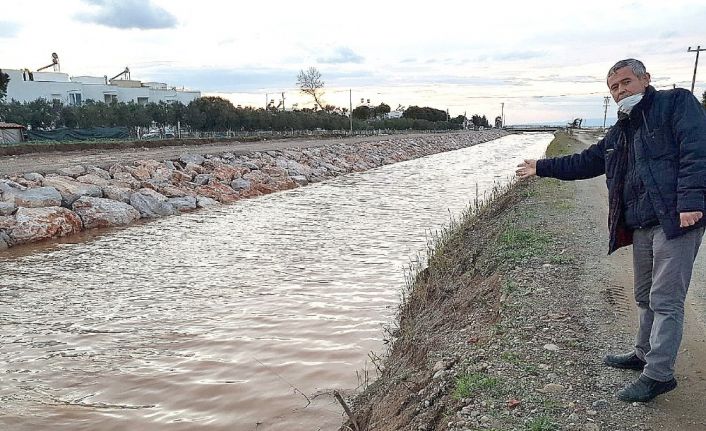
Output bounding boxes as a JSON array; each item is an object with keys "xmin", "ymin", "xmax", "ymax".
[
  {"xmin": 349, "ymin": 89, "xmax": 353, "ymax": 135},
  {"xmin": 688, "ymin": 45, "xmax": 705, "ymax": 94},
  {"xmin": 265, "ymin": 93, "xmax": 268, "ymax": 110},
  {"xmin": 501, "ymin": 102, "xmax": 505, "ymax": 128},
  {"xmin": 281, "ymin": 92, "xmax": 285, "ymax": 111},
  {"xmin": 602, "ymin": 96, "xmax": 610, "ymax": 130}
]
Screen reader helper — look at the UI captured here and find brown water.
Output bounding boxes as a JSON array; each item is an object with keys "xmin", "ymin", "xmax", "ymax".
[{"xmin": 0, "ymin": 134, "xmax": 552, "ymax": 431}]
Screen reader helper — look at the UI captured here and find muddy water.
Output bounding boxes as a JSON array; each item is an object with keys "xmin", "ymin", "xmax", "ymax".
[{"xmin": 0, "ymin": 133, "xmax": 552, "ymax": 430}]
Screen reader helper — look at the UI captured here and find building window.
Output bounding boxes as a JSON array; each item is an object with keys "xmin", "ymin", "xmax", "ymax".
[
  {"xmin": 104, "ymin": 94, "xmax": 118, "ymax": 104},
  {"xmin": 51, "ymin": 94, "xmax": 62, "ymax": 104},
  {"xmin": 69, "ymin": 93, "xmax": 82, "ymax": 106},
  {"xmin": 137, "ymin": 97, "xmax": 149, "ymax": 106}
]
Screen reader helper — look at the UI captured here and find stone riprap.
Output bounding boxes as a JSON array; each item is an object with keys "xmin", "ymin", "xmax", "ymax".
[{"xmin": 0, "ymin": 131, "xmax": 506, "ymax": 249}]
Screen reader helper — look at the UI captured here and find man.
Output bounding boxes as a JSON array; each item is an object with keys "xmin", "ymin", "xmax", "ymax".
[{"xmin": 516, "ymin": 58, "xmax": 706, "ymax": 402}]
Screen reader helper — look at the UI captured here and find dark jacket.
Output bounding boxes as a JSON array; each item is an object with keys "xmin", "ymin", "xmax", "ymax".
[
  {"xmin": 619, "ymin": 90, "xmax": 659, "ymax": 230},
  {"xmin": 536, "ymin": 86, "xmax": 706, "ymax": 253}
]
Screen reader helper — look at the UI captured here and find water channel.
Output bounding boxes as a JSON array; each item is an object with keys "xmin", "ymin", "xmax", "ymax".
[{"xmin": 0, "ymin": 133, "xmax": 553, "ymax": 430}]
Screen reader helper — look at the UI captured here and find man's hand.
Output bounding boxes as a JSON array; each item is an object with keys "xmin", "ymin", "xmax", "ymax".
[
  {"xmin": 680, "ymin": 211, "xmax": 703, "ymax": 228},
  {"xmin": 516, "ymin": 159, "xmax": 537, "ymax": 179}
]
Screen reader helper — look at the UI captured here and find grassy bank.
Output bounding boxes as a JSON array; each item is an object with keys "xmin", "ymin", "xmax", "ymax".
[{"xmin": 340, "ymin": 132, "xmax": 653, "ymax": 431}]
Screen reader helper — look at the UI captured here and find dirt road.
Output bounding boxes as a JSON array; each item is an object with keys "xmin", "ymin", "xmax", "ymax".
[{"xmin": 0, "ymin": 132, "xmax": 459, "ymax": 177}]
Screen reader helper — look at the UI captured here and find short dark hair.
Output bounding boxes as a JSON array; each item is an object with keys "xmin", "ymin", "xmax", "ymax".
[{"xmin": 607, "ymin": 59, "xmax": 648, "ymax": 80}]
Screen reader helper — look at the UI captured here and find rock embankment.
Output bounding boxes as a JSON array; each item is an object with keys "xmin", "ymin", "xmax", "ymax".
[{"xmin": 0, "ymin": 131, "xmax": 506, "ymax": 250}]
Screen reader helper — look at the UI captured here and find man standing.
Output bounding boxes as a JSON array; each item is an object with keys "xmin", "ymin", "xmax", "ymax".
[{"xmin": 516, "ymin": 59, "xmax": 706, "ymax": 402}]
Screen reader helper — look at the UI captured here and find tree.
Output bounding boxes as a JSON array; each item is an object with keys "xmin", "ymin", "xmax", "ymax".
[
  {"xmin": 0, "ymin": 69, "xmax": 9, "ymax": 100},
  {"xmin": 296, "ymin": 67, "xmax": 325, "ymax": 110},
  {"xmin": 403, "ymin": 106, "xmax": 447, "ymax": 122}
]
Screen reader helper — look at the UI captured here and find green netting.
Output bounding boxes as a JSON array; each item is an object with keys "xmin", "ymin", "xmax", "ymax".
[{"xmin": 27, "ymin": 127, "xmax": 130, "ymax": 141}]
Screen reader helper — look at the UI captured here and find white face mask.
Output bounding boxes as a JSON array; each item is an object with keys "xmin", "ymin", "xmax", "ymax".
[{"xmin": 617, "ymin": 93, "xmax": 644, "ymax": 115}]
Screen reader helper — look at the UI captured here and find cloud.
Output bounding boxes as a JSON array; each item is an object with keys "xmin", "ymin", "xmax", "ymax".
[
  {"xmin": 476, "ymin": 50, "xmax": 547, "ymax": 62},
  {"xmin": 140, "ymin": 66, "xmax": 377, "ymax": 92},
  {"xmin": 0, "ymin": 21, "xmax": 21, "ymax": 38},
  {"xmin": 76, "ymin": 0, "xmax": 177, "ymax": 30},
  {"xmin": 317, "ymin": 47, "xmax": 364, "ymax": 64}
]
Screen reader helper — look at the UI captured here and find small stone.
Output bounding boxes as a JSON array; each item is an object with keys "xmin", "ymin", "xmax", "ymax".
[
  {"xmin": 583, "ymin": 423, "xmax": 600, "ymax": 431},
  {"xmin": 586, "ymin": 409, "xmax": 597, "ymax": 416},
  {"xmin": 568, "ymin": 413, "xmax": 579, "ymax": 422},
  {"xmin": 543, "ymin": 344, "xmax": 561, "ymax": 351},
  {"xmin": 539, "ymin": 383, "xmax": 565, "ymax": 393},
  {"xmin": 479, "ymin": 415, "xmax": 491, "ymax": 424},
  {"xmin": 592, "ymin": 399, "xmax": 609, "ymax": 409}
]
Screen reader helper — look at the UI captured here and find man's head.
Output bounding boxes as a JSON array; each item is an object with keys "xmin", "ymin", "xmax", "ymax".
[{"xmin": 606, "ymin": 59, "xmax": 651, "ymax": 102}]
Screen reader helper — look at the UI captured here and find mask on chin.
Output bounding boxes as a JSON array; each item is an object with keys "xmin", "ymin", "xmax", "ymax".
[{"xmin": 617, "ymin": 93, "xmax": 644, "ymax": 115}]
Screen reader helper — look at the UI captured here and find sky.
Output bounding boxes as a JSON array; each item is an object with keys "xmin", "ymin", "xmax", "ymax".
[{"xmin": 1, "ymin": 0, "xmax": 705, "ymax": 125}]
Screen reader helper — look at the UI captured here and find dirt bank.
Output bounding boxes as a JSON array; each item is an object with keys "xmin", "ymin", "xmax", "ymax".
[{"xmin": 340, "ymin": 132, "xmax": 706, "ymax": 431}]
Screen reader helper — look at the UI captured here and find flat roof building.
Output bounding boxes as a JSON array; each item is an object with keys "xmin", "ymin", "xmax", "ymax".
[{"xmin": 2, "ymin": 68, "xmax": 200, "ymax": 106}]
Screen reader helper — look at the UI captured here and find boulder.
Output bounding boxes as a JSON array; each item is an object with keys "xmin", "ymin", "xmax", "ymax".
[
  {"xmin": 0, "ymin": 202, "xmax": 16, "ymax": 216},
  {"xmin": 168, "ymin": 196, "xmax": 198, "ymax": 212},
  {"xmin": 0, "ymin": 230, "xmax": 10, "ymax": 250},
  {"xmin": 180, "ymin": 153, "xmax": 205, "ymax": 165},
  {"xmin": 85, "ymin": 166, "xmax": 112, "ymax": 180},
  {"xmin": 156, "ymin": 184, "xmax": 193, "ymax": 198},
  {"xmin": 9, "ymin": 206, "xmax": 83, "ymax": 245},
  {"xmin": 164, "ymin": 160, "xmax": 177, "ymax": 170},
  {"xmin": 125, "ymin": 165, "xmax": 151, "ymax": 181},
  {"xmin": 170, "ymin": 170, "xmax": 193, "ymax": 184},
  {"xmin": 23, "ymin": 172, "xmax": 44, "ymax": 182},
  {"xmin": 56, "ymin": 165, "xmax": 87, "ymax": 177},
  {"xmin": 184, "ymin": 162, "xmax": 206, "ymax": 174},
  {"xmin": 243, "ymin": 170, "xmax": 272, "ymax": 184},
  {"xmin": 43, "ymin": 176, "xmax": 103, "ymax": 206},
  {"xmin": 72, "ymin": 196, "xmax": 140, "ymax": 229},
  {"xmin": 192, "ymin": 174, "xmax": 212, "ymax": 186},
  {"xmin": 76, "ymin": 174, "xmax": 110, "ymax": 187},
  {"xmin": 261, "ymin": 166, "xmax": 288, "ymax": 178},
  {"xmin": 237, "ymin": 160, "xmax": 260, "ymax": 170},
  {"xmin": 205, "ymin": 161, "xmax": 245, "ymax": 182},
  {"xmin": 129, "ymin": 190, "xmax": 178, "ymax": 218},
  {"xmin": 291, "ymin": 175, "xmax": 309, "ymax": 186},
  {"xmin": 230, "ymin": 178, "xmax": 252, "ymax": 191},
  {"xmin": 0, "ymin": 216, "xmax": 16, "ymax": 230},
  {"xmin": 196, "ymin": 196, "xmax": 220, "ymax": 208},
  {"xmin": 151, "ymin": 168, "xmax": 173, "ymax": 182},
  {"xmin": 194, "ymin": 182, "xmax": 239, "ymax": 203},
  {"xmin": 102, "ymin": 186, "xmax": 132, "ymax": 203},
  {"xmin": 2, "ymin": 186, "xmax": 62, "ymax": 208},
  {"xmin": 111, "ymin": 172, "xmax": 140, "ymax": 188}
]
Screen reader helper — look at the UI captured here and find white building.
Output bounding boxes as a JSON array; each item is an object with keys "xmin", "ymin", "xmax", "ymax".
[{"xmin": 2, "ymin": 68, "xmax": 200, "ymax": 106}]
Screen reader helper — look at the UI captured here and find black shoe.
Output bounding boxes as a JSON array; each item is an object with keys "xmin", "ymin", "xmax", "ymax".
[
  {"xmin": 603, "ymin": 351, "xmax": 646, "ymax": 370},
  {"xmin": 617, "ymin": 374, "xmax": 677, "ymax": 402}
]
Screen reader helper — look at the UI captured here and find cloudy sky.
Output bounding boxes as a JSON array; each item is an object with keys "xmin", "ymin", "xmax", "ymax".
[{"xmin": 1, "ymin": 0, "xmax": 705, "ymax": 124}]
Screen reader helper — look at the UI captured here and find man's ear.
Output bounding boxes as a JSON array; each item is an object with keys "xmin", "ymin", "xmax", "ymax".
[{"xmin": 643, "ymin": 72, "xmax": 651, "ymax": 87}]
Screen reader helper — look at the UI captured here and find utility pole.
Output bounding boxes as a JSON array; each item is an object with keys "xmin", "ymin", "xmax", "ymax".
[
  {"xmin": 688, "ymin": 45, "xmax": 705, "ymax": 94},
  {"xmin": 281, "ymin": 92, "xmax": 285, "ymax": 112},
  {"xmin": 602, "ymin": 96, "xmax": 610, "ymax": 130},
  {"xmin": 501, "ymin": 103, "xmax": 505, "ymax": 128},
  {"xmin": 265, "ymin": 93, "xmax": 268, "ymax": 110},
  {"xmin": 349, "ymin": 89, "xmax": 353, "ymax": 135}
]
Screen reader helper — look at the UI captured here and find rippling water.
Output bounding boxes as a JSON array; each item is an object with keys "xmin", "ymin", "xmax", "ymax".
[{"xmin": 0, "ymin": 133, "xmax": 552, "ymax": 430}]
